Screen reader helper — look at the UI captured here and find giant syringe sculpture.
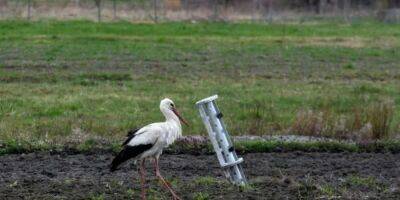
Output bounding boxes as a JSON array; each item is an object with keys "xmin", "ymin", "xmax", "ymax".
[{"xmin": 196, "ymin": 95, "xmax": 247, "ymax": 185}]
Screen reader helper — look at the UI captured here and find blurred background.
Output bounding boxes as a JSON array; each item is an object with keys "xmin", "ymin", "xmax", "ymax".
[
  {"xmin": 0, "ymin": 0, "xmax": 400, "ymax": 23},
  {"xmin": 0, "ymin": 0, "xmax": 399, "ymax": 149},
  {"xmin": 1, "ymin": 2, "xmax": 399, "ymax": 198}
]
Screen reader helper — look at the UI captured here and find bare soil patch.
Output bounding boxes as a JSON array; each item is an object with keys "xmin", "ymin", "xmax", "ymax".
[{"xmin": 0, "ymin": 152, "xmax": 399, "ymax": 199}]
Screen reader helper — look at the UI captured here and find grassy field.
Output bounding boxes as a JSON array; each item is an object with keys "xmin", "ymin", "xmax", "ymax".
[{"xmin": 0, "ymin": 20, "xmax": 399, "ymax": 149}]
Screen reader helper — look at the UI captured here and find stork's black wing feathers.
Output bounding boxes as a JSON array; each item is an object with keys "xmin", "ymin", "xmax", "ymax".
[
  {"xmin": 110, "ymin": 144, "xmax": 153, "ymax": 172},
  {"xmin": 127, "ymin": 128, "xmax": 141, "ymax": 137},
  {"xmin": 122, "ymin": 128, "xmax": 141, "ymax": 146},
  {"xmin": 110, "ymin": 127, "xmax": 152, "ymax": 172}
]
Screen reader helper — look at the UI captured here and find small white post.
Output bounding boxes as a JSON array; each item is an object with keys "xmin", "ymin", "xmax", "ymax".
[{"xmin": 196, "ymin": 95, "xmax": 247, "ymax": 185}]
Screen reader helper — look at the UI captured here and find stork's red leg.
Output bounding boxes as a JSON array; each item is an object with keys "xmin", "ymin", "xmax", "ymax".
[
  {"xmin": 140, "ymin": 159, "xmax": 147, "ymax": 200},
  {"xmin": 154, "ymin": 158, "xmax": 182, "ymax": 200}
]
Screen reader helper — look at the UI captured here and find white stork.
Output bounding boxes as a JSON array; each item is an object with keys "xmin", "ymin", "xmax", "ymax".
[{"xmin": 110, "ymin": 98, "xmax": 189, "ymax": 200}]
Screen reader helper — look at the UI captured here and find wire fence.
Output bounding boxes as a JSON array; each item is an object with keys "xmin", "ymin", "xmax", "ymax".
[{"xmin": 0, "ymin": 0, "xmax": 399, "ymax": 22}]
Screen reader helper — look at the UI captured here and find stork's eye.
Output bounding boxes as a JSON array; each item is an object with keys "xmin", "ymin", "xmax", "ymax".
[{"xmin": 170, "ymin": 103, "xmax": 174, "ymax": 107}]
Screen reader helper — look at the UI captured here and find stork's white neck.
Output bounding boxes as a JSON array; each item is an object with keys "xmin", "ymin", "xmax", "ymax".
[
  {"xmin": 161, "ymin": 107, "xmax": 181, "ymax": 126},
  {"xmin": 160, "ymin": 107, "xmax": 183, "ymax": 142}
]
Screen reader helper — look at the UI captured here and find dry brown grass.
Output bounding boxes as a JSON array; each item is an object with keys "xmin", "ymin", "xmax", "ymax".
[
  {"xmin": 291, "ymin": 101, "xmax": 395, "ymax": 140},
  {"xmin": 298, "ymin": 37, "xmax": 366, "ymax": 48},
  {"xmin": 365, "ymin": 100, "xmax": 394, "ymax": 139},
  {"xmin": 291, "ymin": 109, "xmax": 334, "ymax": 137}
]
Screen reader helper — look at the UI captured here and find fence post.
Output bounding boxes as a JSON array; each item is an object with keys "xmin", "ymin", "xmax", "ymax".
[
  {"xmin": 183, "ymin": 0, "xmax": 189, "ymax": 20},
  {"xmin": 186, "ymin": 0, "xmax": 192, "ymax": 20},
  {"xmin": 113, "ymin": 0, "xmax": 117, "ymax": 20},
  {"xmin": 95, "ymin": 0, "xmax": 101, "ymax": 22},
  {"xmin": 318, "ymin": 0, "xmax": 327, "ymax": 14},
  {"xmin": 267, "ymin": 0, "xmax": 273, "ymax": 22},
  {"xmin": 343, "ymin": 0, "xmax": 350, "ymax": 22},
  {"xmin": 153, "ymin": 0, "xmax": 159, "ymax": 23},
  {"xmin": 252, "ymin": 0, "xmax": 258, "ymax": 22},
  {"xmin": 212, "ymin": 0, "xmax": 218, "ymax": 21},
  {"xmin": 333, "ymin": 0, "xmax": 339, "ymax": 14},
  {"xmin": 27, "ymin": 0, "xmax": 31, "ymax": 20}
]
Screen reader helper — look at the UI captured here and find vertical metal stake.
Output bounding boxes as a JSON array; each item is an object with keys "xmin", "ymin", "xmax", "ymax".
[{"xmin": 196, "ymin": 95, "xmax": 247, "ymax": 186}]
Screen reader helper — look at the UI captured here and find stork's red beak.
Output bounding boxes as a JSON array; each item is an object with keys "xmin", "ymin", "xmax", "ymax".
[{"xmin": 172, "ymin": 107, "xmax": 189, "ymax": 126}]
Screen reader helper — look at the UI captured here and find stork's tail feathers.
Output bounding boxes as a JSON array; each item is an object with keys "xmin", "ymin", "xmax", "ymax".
[{"xmin": 110, "ymin": 144, "xmax": 153, "ymax": 172}]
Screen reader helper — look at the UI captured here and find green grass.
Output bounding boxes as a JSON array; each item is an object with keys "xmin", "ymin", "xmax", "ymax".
[
  {"xmin": 347, "ymin": 176, "xmax": 379, "ymax": 188},
  {"xmin": 193, "ymin": 192, "xmax": 210, "ymax": 200},
  {"xmin": 2, "ymin": 137, "xmax": 400, "ymax": 156},
  {"xmin": 89, "ymin": 194, "xmax": 105, "ymax": 200},
  {"xmin": 316, "ymin": 175, "xmax": 388, "ymax": 199},
  {"xmin": 0, "ymin": 20, "xmax": 399, "ymax": 151}
]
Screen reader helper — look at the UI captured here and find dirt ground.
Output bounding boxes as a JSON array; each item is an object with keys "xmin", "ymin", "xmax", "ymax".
[{"xmin": 0, "ymin": 152, "xmax": 399, "ymax": 200}]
